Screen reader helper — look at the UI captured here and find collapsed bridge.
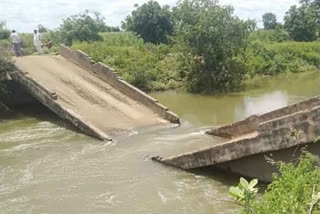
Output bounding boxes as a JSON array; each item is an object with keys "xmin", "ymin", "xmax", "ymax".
[
  {"xmin": 10, "ymin": 45, "xmax": 180, "ymax": 141},
  {"xmin": 153, "ymin": 96, "xmax": 320, "ymax": 182}
]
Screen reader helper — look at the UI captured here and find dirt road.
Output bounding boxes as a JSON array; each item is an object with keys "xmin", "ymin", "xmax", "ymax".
[{"xmin": 14, "ymin": 55, "xmax": 168, "ymax": 137}]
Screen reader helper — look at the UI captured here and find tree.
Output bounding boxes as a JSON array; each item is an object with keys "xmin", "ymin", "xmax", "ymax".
[
  {"xmin": 0, "ymin": 21, "xmax": 5, "ymax": 29},
  {"xmin": 58, "ymin": 11, "xmax": 106, "ymax": 46},
  {"xmin": 122, "ymin": 1, "xmax": 174, "ymax": 44},
  {"xmin": 311, "ymin": 0, "xmax": 320, "ymax": 28},
  {"xmin": 0, "ymin": 21, "xmax": 10, "ymax": 40},
  {"xmin": 245, "ymin": 19, "xmax": 257, "ymax": 32},
  {"xmin": 262, "ymin": 13, "xmax": 278, "ymax": 30},
  {"xmin": 284, "ymin": 0, "xmax": 318, "ymax": 41},
  {"xmin": 173, "ymin": 0, "xmax": 250, "ymax": 92},
  {"xmin": 37, "ymin": 24, "xmax": 48, "ymax": 33}
]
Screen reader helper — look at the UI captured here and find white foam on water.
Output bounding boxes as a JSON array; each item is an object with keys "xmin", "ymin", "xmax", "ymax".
[
  {"xmin": 157, "ymin": 191, "xmax": 168, "ymax": 204},
  {"xmin": 20, "ymin": 169, "xmax": 34, "ymax": 184},
  {"xmin": 155, "ymin": 131, "xmax": 204, "ymax": 141},
  {"xmin": 96, "ymin": 192, "xmax": 118, "ymax": 205}
]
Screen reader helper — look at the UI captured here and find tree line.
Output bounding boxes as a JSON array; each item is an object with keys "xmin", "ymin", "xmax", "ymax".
[{"xmin": 0, "ymin": 0, "xmax": 319, "ymax": 93}]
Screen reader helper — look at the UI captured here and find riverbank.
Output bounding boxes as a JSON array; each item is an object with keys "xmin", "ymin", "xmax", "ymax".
[
  {"xmin": 1, "ymin": 31, "xmax": 318, "ymax": 95},
  {"xmin": 72, "ymin": 32, "xmax": 319, "ymax": 92}
]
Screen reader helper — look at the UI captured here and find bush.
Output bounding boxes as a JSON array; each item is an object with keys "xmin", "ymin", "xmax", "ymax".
[
  {"xmin": 252, "ymin": 152, "xmax": 320, "ymax": 214},
  {"xmin": 100, "ymin": 32, "xmax": 145, "ymax": 47},
  {"xmin": 73, "ymin": 32, "xmax": 182, "ymax": 91},
  {"xmin": 19, "ymin": 33, "xmax": 35, "ymax": 55},
  {"xmin": 0, "ymin": 29, "xmax": 10, "ymax": 40},
  {"xmin": 245, "ymin": 41, "xmax": 318, "ymax": 76},
  {"xmin": 229, "ymin": 151, "xmax": 320, "ymax": 214},
  {"xmin": 249, "ymin": 29, "xmax": 290, "ymax": 43}
]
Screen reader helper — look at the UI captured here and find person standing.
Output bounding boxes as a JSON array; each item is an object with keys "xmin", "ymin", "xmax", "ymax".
[
  {"xmin": 33, "ymin": 30, "xmax": 42, "ymax": 54},
  {"xmin": 10, "ymin": 30, "xmax": 23, "ymax": 57}
]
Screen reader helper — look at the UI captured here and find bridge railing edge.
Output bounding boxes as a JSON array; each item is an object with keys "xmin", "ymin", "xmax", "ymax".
[{"xmin": 206, "ymin": 96, "xmax": 320, "ymax": 139}]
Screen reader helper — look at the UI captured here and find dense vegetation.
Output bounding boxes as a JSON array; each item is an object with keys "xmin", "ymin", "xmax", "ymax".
[
  {"xmin": 0, "ymin": 0, "xmax": 319, "ymax": 94},
  {"xmin": 74, "ymin": 32, "xmax": 181, "ymax": 91},
  {"xmin": 284, "ymin": 0, "xmax": 319, "ymax": 42},
  {"xmin": 246, "ymin": 38, "xmax": 319, "ymax": 76},
  {"xmin": 229, "ymin": 151, "xmax": 320, "ymax": 214},
  {"xmin": 73, "ymin": 0, "xmax": 319, "ymax": 92},
  {"xmin": 73, "ymin": 31, "xmax": 319, "ymax": 92}
]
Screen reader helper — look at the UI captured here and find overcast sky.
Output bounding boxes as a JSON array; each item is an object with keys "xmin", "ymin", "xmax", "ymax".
[{"xmin": 0, "ymin": 0, "xmax": 298, "ymax": 32}]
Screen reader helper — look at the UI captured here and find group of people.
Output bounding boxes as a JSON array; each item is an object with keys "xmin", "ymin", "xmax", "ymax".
[{"xmin": 10, "ymin": 30, "xmax": 52, "ymax": 57}]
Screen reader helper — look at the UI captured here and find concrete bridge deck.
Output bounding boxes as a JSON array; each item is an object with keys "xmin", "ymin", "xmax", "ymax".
[
  {"xmin": 11, "ymin": 46, "xmax": 179, "ymax": 140},
  {"xmin": 153, "ymin": 96, "xmax": 320, "ymax": 181}
]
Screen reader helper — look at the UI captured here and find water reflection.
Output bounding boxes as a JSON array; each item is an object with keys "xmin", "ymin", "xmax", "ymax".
[
  {"xmin": 152, "ymin": 71, "xmax": 319, "ymax": 127},
  {"xmin": 234, "ymin": 91, "xmax": 288, "ymax": 121}
]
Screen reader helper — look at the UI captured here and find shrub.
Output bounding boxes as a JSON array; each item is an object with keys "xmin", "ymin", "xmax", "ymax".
[
  {"xmin": 249, "ymin": 29, "xmax": 290, "ymax": 43},
  {"xmin": 252, "ymin": 152, "xmax": 320, "ymax": 214},
  {"xmin": 229, "ymin": 178, "xmax": 259, "ymax": 213},
  {"xmin": 0, "ymin": 29, "xmax": 10, "ymax": 40},
  {"xmin": 229, "ymin": 151, "xmax": 320, "ymax": 214},
  {"xmin": 19, "ymin": 33, "xmax": 35, "ymax": 55},
  {"xmin": 245, "ymin": 41, "xmax": 319, "ymax": 76},
  {"xmin": 73, "ymin": 32, "xmax": 182, "ymax": 91}
]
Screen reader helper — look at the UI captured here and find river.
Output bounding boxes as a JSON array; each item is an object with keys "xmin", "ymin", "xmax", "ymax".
[{"xmin": 0, "ymin": 71, "xmax": 319, "ymax": 213}]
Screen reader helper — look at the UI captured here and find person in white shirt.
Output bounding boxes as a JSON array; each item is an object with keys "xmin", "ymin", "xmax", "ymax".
[
  {"xmin": 10, "ymin": 30, "xmax": 23, "ymax": 57},
  {"xmin": 33, "ymin": 29, "xmax": 42, "ymax": 54}
]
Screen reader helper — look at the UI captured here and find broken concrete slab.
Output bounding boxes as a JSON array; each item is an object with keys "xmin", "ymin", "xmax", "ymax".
[
  {"xmin": 153, "ymin": 96, "xmax": 320, "ymax": 181},
  {"xmin": 11, "ymin": 45, "xmax": 180, "ymax": 140}
]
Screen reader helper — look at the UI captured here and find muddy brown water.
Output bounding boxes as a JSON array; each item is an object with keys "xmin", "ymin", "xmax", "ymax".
[{"xmin": 0, "ymin": 71, "xmax": 319, "ymax": 213}]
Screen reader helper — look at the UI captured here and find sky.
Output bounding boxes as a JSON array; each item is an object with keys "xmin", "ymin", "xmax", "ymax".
[{"xmin": 0, "ymin": 0, "xmax": 299, "ymax": 32}]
